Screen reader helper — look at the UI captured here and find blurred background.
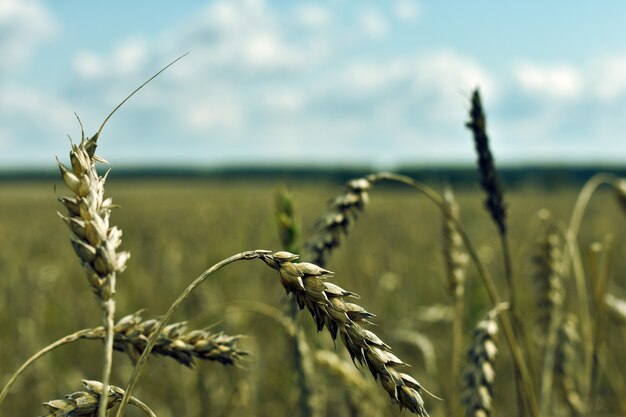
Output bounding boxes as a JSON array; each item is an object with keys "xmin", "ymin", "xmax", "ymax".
[{"xmin": 1, "ymin": 1, "xmax": 626, "ymax": 417}]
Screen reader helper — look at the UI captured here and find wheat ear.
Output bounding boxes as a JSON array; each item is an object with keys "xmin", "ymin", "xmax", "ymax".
[
  {"xmin": 58, "ymin": 129, "xmax": 128, "ymax": 417},
  {"xmin": 306, "ymin": 178, "xmax": 372, "ymax": 266},
  {"xmin": 534, "ymin": 222, "xmax": 566, "ymax": 415},
  {"xmin": 554, "ymin": 314, "xmax": 585, "ymax": 415},
  {"xmin": 465, "ymin": 89, "xmax": 507, "ymax": 236},
  {"xmin": 461, "ymin": 303, "xmax": 508, "ymax": 417},
  {"xmin": 104, "ymin": 311, "xmax": 247, "ymax": 367},
  {"xmin": 0, "ymin": 316, "xmax": 245, "ymax": 404},
  {"xmin": 533, "ymin": 225, "xmax": 564, "ymax": 335},
  {"xmin": 262, "ymin": 251, "xmax": 430, "ymax": 415},
  {"xmin": 41, "ymin": 380, "xmax": 155, "ymax": 417}
]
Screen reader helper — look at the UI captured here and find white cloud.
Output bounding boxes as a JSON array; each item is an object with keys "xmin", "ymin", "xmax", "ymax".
[
  {"xmin": 0, "ymin": 126, "xmax": 14, "ymax": 150},
  {"xmin": 184, "ymin": 96, "xmax": 245, "ymax": 132},
  {"xmin": 113, "ymin": 38, "xmax": 149, "ymax": 75},
  {"xmin": 157, "ymin": 0, "xmax": 330, "ymax": 76},
  {"xmin": 74, "ymin": 51, "xmax": 106, "ymax": 79},
  {"xmin": 294, "ymin": 3, "xmax": 331, "ymax": 28},
  {"xmin": 11, "ymin": 0, "xmax": 624, "ymax": 167},
  {"xmin": 74, "ymin": 38, "xmax": 150, "ymax": 79},
  {"xmin": 263, "ymin": 90, "xmax": 304, "ymax": 113},
  {"xmin": 514, "ymin": 62, "xmax": 582, "ymax": 99},
  {"xmin": 415, "ymin": 51, "xmax": 494, "ymax": 96},
  {"xmin": 393, "ymin": 0, "xmax": 420, "ymax": 22},
  {"xmin": 342, "ymin": 61, "xmax": 403, "ymax": 92},
  {"xmin": 338, "ymin": 51, "xmax": 494, "ymax": 121},
  {"xmin": 243, "ymin": 32, "xmax": 282, "ymax": 68},
  {"xmin": 0, "ymin": 0, "xmax": 58, "ymax": 70},
  {"xmin": 360, "ymin": 8, "xmax": 388, "ymax": 38},
  {"xmin": 589, "ymin": 56, "xmax": 626, "ymax": 100},
  {"xmin": 0, "ymin": 85, "xmax": 73, "ymax": 130}
]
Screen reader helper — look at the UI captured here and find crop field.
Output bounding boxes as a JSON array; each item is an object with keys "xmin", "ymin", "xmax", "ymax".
[{"xmin": 1, "ymin": 174, "xmax": 625, "ymax": 417}]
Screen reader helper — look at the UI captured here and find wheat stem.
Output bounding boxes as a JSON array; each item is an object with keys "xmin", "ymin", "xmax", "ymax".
[{"xmin": 97, "ymin": 298, "xmax": 115, "ymax": 417}]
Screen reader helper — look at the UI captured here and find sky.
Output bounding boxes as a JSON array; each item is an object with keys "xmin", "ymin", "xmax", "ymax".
[{"xmin": 1, "ymin": 0, "xmax": 626, "ymax": 170}]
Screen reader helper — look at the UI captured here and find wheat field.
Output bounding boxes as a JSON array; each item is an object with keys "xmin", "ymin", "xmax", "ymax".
[{"xmin": 1, "ymin": 175, "xmax": 625, "ymax": 416}]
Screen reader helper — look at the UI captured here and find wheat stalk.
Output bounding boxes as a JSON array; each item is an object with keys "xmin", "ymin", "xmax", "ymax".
[
  {"xmin": 461, "ymin": 303, "xmax": 507, "ymax": 417},
  {"xmin": 534, "ymin": 221, "xmax": 567, "ymax": 415},
  {"xmin": 442, "ymin": 186, "xmax": 468, "ymax": 416},
  {"xmin": 57, "ymin": 129, "xmax": 128, "ymax": 417},
  {"xmin": 465, "ymin": 88, "xmax": 536, "ymax": 417},
  {"xmin": 41, "ymin": 380, "xmax": 155, "ymax": 417},
  {"xmin": 56, "ymin": 54, "xmax": 185, "ymax": 417}
]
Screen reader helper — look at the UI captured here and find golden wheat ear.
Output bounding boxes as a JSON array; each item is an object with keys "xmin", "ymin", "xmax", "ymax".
[{"xmin": 82, "ymin": 52, "xmax": 189, "ymax": 157}]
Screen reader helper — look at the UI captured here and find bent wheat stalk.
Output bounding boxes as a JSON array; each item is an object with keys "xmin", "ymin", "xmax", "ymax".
[{"xmin": 116, "ymin": 250, "xmax": 432, "ymax": 416}]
